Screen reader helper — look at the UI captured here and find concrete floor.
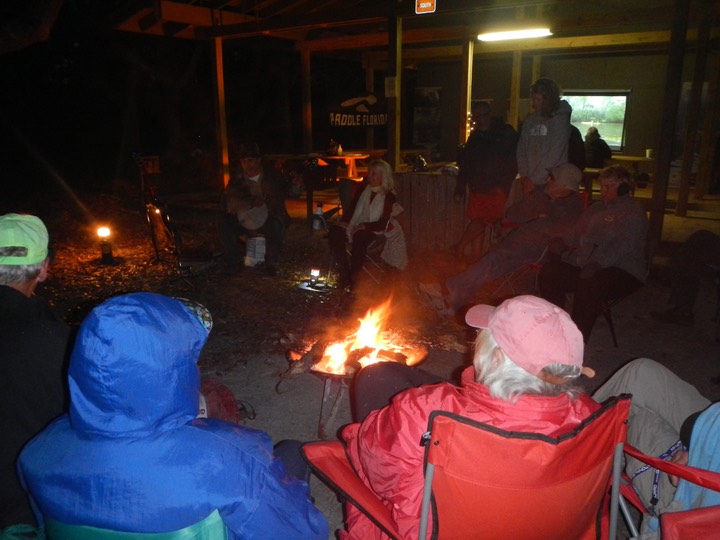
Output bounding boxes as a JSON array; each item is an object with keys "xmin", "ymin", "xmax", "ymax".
[{"xmin": 222, "ymin": 183, "xmax": 720, "ymax": 539}]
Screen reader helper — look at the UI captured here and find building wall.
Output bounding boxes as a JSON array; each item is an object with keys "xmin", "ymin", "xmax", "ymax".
[{"xmin": 413, "ymin": 50, "xmax": 694, "ymax": 162}]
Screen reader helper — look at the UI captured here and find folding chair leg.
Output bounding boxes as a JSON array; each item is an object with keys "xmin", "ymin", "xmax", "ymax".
[
  {"xmin": 602, "ymin": 304, "xmax": 619, "ymax": 347},
  {"xmin": 419, "ymin": 463, "xmax": 435, "ymax": 540},
  {"xmin": 609, "ymin": 443, "xmax": 624, "ymax": 540},
  {"xmin": 619, "ymin": 494, "xmax": 640, "ymax": 538}
]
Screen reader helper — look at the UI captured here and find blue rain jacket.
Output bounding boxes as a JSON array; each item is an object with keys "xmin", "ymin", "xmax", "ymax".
[{"xmin": 18, "ymin": 293, "xmax": 327, "ymax": 539}]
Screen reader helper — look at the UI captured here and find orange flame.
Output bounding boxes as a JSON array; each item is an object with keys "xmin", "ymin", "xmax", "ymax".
[{"xmin": 313, "ymin": 298, "xmax": 424, "ymax": 376}]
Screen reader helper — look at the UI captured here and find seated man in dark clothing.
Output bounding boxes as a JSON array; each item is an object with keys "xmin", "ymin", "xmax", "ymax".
[
  {"xmin": 538, "ymin": 165, "xmax": 647, "ymax": 341},
  {"xmin": 584, "ymin": 127, "xmax": 612, "ymax": 168},
  {"xmin": 217, "ymin": 142, "xmax": 291, "ymax": 276},
  {"xmin": 0, "ymin": 214, "xmax": 71, "ymax": 529},
  {"xmin": 651, "ymin": 229, "xmax": 720, "ymax": 326}
]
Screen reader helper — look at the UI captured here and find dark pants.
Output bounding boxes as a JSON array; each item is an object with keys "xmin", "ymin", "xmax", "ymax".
[
  {"xmin": 274, "ymin": 439, "xmax": 311, "ymax": 484},
  {"xmin": 538, "ymin": 259, "xmax": 642, "ymax": 342},
  {"xmin": 352, "ymin": 363, "xmax": 445, "ymax": 422},
  {"xmin": 666, "ymin": 230, "xmax": 720, "ymax": 313},
  {"xmin": 217, "ymin": 212, "xmax": 285, "ymax": 267},
  {"xmin": 328, "ymin": 224, "xmax": 377, "ymax": 284}
]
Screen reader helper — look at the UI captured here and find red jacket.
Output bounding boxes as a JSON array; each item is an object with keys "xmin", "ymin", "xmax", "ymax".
[{"xmin": 340, "ymin": 366, "xmax": 600, "ymax": 539}]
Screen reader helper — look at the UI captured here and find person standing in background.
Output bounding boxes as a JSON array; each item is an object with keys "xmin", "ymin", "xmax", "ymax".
[
  {"xmin": 453, "ymin": 101, "xmax": 518, "ymax": 261},
  {"xmin": 516, "ymin": 78, "xmax": 572, "ymax": 191}
]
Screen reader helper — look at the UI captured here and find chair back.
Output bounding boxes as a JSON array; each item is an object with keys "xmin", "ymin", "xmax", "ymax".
[
  {"xmin": 419, "ymin": 395, "xmax": 631, "ymax": 540},
  {"xmin": 45, "ymin": 510, "xmax": 228, "ymax": 540}
]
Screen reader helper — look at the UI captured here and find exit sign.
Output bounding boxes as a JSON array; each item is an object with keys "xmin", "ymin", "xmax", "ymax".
[{"xmin": 415, "ymin": 0, "xmax": 436, "ymax": 14}]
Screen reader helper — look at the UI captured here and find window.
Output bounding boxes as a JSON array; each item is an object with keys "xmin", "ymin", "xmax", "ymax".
[{"xmin": 564, "ymin": 91, "xmax": 629, "ymax": 151}]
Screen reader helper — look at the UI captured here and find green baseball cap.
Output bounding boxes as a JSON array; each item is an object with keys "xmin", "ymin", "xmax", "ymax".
[{"xmin": 0, "ymin": 213, "xmax": 49, "ymax": 265}]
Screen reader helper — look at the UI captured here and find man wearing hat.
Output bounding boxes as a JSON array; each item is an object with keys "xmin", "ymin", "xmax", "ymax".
[
  {"xmin": 0, "ymin": 213, "xmax": 71, "ymax": 528},
  {"xmin": 342, "ymin": 295, "xmax": 715, "ymax": 539},
  {"xmin": 420, "ymin": 162, "xmax": 584, "ymax": 317},
  {"xmin": 218, "ymin": 142, "xmax": 291, "ymax": 276},
  {"xmin": 340, "ymin": 295, "xmax": 599, "ymax": 539},
  {"xmin": 516, "ymin": 78, "xmax": 572, "ymax": 190}
]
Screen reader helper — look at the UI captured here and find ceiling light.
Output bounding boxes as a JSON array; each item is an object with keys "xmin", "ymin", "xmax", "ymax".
[{"xmin": 477, "ymin": 28, "xmax": 552, "ymax": 42}]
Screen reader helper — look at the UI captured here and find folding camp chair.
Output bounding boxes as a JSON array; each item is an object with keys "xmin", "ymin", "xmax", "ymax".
[
  {"xmin": 302, "ymin": 394, "xmax": 631, "ymax": 540},
  {"xmin": 618, "ymin": 444, "xmax": 720, "ymax": 539},
  {"xmin": 330, "ymin": 203, "xmax": 407, "ymax": 286},
  {"xmin": 361, "ymin": 203, "xmax": 407, "ymax": 284}
]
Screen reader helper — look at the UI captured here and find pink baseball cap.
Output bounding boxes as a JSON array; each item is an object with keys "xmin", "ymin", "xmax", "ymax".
[{"xmin": 465, "ymin": 295, "xmax": 594, "ymax": 380}]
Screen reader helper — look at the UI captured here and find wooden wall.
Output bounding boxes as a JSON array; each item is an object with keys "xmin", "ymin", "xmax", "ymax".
[
  {"xmin": 413, "ymin": 50, "xmax": 695, "ymax": 162},
  {"xmin": 394, "ymin": 171, "xmax": 466, "ymax": 251}
]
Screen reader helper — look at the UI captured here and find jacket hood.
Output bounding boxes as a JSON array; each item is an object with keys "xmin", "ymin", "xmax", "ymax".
[{"xmin": 68, "ymin": 293, "xmax": 210, "ymax": 436}]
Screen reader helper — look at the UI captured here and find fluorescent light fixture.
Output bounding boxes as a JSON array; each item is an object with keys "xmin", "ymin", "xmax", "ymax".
[{"xmin": 478, "ymin": 28, "xmax": 552, "ymax": 42}]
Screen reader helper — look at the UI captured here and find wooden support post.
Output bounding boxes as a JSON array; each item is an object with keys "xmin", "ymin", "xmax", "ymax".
[
  {"xmin": 508, "ymin": 51, "xmax": 522, "ymax": 129},
  {"xmin": 695, "ymin": 51, "xmax": 720, "ymax": 199},
  {"xmin": 387, "ymin": 14, "xmax": 402, "ymax": 171},
  {"xmin": 459, "ymin": 39, "xmax": 474, "ymax": 144},
  {"xmin": 648, "ymin": 0, "xmax": 690, "ymax": 253},
  {"xmin": 676, "ymin": 7, "xmax": 712, "ymax": 216},
  {"xmin": 301, "ymin": 50, "xmax": 313, "ymax": 154},
  {"xmin": 213, "ymin": 37, "xmax": 229, "ymax": 188}
]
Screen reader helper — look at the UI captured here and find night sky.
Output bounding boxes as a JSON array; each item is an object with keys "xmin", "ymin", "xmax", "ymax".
[{"xmin": 1, "ymin": 2, "xmax": 366, "ymax": 210}]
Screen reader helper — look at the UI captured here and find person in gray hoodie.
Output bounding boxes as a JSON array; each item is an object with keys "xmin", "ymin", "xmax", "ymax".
[{"xmin": 517, "ymin": 78, "xmax": 573, "ymax": 190}]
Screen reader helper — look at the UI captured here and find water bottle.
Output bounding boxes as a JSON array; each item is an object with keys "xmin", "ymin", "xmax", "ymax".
[{"xmin": 313, "ymin": 203, "xmax": 324, "ymax": 230}]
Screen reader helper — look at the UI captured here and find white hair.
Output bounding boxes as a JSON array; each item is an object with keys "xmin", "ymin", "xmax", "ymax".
[
  {"xmin": 0, "ymin": 260, "xmax": 45, "ymax": 286},
  {"xmin": 368, "ymin": 159, "xmax": 395, "ymax": 194},
  {"xmin": 472, "ymin": 329, "xmax": 583, "ymax": 402}
]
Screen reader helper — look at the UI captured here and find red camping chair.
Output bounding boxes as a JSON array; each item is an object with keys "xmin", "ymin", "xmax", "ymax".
[
  {"xmin": 302, "ymin": 394, "xmax": 631, "ymax": 539},
  {"xmin": 619, "ymin": 444, "xmax": 720, "ymax": 539}
]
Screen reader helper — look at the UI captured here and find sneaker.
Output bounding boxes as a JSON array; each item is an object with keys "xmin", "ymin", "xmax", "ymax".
[{"xmin": 650, "ymin": 308, "xmax": 694, "ymax": 326}]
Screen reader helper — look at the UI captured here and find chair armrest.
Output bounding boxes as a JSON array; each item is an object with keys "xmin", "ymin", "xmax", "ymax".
[{"xmin": 301, "ymin": 441, "xmax": 401, "ymax": 539}]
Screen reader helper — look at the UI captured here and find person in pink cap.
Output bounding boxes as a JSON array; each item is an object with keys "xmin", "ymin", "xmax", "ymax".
[
  {"xmin": 324, "ymin": 295, "xmax": 713, "ymax": 539},
  {"xmin": 340, "ymin": 295, "xmax": 600, "ymax": 540}
]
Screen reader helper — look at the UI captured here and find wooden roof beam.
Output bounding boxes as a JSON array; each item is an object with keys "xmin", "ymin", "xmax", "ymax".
[
  {"xmin": 115, "ymin": 0, "xmax": 259, "ymax": 36},
  {"xmin": 296, "ymin": 25, "xmax": 473, "ymax": 52},
  {"xmin": 199, "ymin": 10, "xmax": 388, "ymax": 39},
  {"xmin": 326, "ymin": 28, "xmax": 713, "ymax": 59}
]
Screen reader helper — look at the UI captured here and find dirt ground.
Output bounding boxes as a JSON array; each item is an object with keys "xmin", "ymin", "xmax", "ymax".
[{"xmin": 21, "ymin": 186, "xmax": 720, "ymax": 538}]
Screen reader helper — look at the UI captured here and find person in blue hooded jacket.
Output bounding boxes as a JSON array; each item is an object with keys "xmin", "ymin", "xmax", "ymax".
[{"xmin": 17, "ymin": 292, "xmax": 328, "ymax": 539}]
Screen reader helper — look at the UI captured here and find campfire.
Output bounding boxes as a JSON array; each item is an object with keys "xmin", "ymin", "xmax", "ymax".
[
  {"xmin": 309, "ymin": 298, "xmax": 427, "ymax": 378},
  {"xmin": 279, "ymin": 298, "xmax": 430, "ymax": 438}
]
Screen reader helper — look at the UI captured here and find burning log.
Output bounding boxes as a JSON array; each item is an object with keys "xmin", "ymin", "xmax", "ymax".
[
  {"xmin": 278, "ymin": 299, "xmax": 427, "ymax": 387},
  {"xmin": 276, "ymin": 340, "xmax": 327, "ymax": 394}
]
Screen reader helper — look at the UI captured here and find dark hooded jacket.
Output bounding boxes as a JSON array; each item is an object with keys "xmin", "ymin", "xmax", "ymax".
[{"xmin": 19, "ymin": 293, "xmax": 327, "ymax": 539}]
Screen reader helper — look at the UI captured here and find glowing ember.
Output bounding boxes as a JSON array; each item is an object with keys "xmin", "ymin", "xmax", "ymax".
[{"xmin": 312, "ymin": 298, "xmax": 425, "ymax": 376}]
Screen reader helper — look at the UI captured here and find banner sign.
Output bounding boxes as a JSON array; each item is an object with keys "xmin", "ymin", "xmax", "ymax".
[
  {"xmin": 415, "ymin": 0, "xmax": 436, "ymax": 14},
  {"xmin": 329, "ymin": 94, "xmax": 388, "ymax": 128}
]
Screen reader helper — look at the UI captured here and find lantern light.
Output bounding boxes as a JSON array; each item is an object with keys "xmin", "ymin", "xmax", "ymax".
[
  {"xmin": 97, "ymin": 226, "xmax": 114, "ymax": 265},
  {"xmin": 298, "ymin": 267, "xmax": 331, "ymax": 293}
]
